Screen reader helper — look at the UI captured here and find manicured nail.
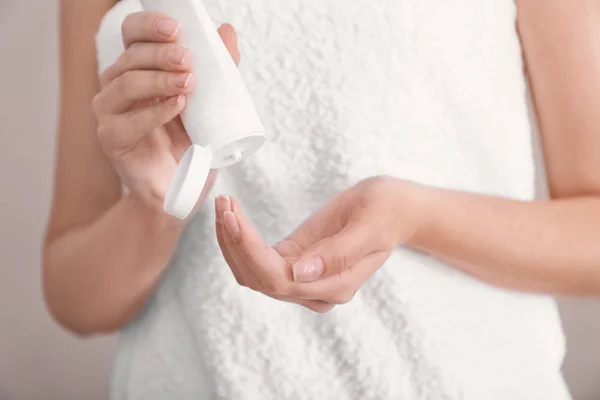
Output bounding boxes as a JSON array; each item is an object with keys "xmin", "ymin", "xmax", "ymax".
[
  {"xmin": 171, "ymin": 73, "xmax": 192, "ymax": 88},
  {"xmin": 218, "ymin": 195, "xmax": 231, "ymax": 212},
  {"xmin": 156, "ymin": 19, "xmax": 180, "ymax": 37},
  {"xmin": 293, "ymin": 256, "xmax": 325, "ymax": 283},
  {"xmin": 167, "ymin": 47, "xmax": 189, "ymax": 65},
  {"xmin": 223, "ymin": 211, "xmax": 240, "ymax": 237},
  {"xmin": 215, "ymin": 195, "xmax": 230, "ymax": 221},
  {"xmin": 167, "ymin": 95, "xmax": 182, "ymax": 106}
]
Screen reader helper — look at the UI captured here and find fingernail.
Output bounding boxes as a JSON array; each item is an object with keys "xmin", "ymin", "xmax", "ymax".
[
  {"xmin": 223, "ymin": 211, "xmax": 240, "ymax": 237},
  {"xmin": 167, "ymin": 47, "xmax": 189, "ymax": 65},
  {"xmin": 216, "ymin": 195, "xmax": 231, "ymax": 212},
  {"xmin": 171, "ymin": 73, "xmax": 192, "ymax": 88},
  {"xmin": 215, "ymin": 195, "xmax": 230, "ymax": 220},
  {"xmin": 167, "ymin": 95, "xmax": 182, "ymax": 106},
  {"xmin": 222, "ymin": 195, "xmax": 232, "ymax": 212},
  {"xmin": 156, "ymin": 19, "xmax": 180, "ymax": 37},
  {"xmin": 293, "ymin": 256, "xmax": 325, "ymax": 283}
]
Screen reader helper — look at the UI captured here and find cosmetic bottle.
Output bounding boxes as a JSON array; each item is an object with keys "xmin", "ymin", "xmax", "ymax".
[{"xmin": 141, "ymin": 0, "xmax": 266, "ymax": 219}]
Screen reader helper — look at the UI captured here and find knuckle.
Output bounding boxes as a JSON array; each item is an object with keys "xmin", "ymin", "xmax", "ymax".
[
  {"xmin": 129, "ymin": 107, "xmax": 153, "ymax": 129},
  {"xmin": 91, "ymin": 93, "xmax": 105, "ymax": 117},
  {"xmin": 149, "ymin": 71, "xmax": 167, "ymax": 92},
  {"xmin": 328, "ymin": 251, "xmax": 349, "ymax": 275},
  {"xmin": 98, "ymin": 68, "xmax": 113, "ymax": 88},
  {"xmin": 121, "ymin": 13, "xmax": 136, "ymax": 38},
  {"xmin": 114, "ymin": 70, "xmax": 134, "ymax": 95},
  {"xmin": 160, "ymin": 44, "xmax": 175, "ymax": 65},
  {"xmin": 162, "ymin": 72, "xmax": 175, "ymax": 90},
  {"xmin": 98, "ymin": 119, "xmax": 137, "ymax": 157},
  {"xmin": 118, "ymin": 47, "xmax": 135, "ymax": 69},
  {"xmin": 95, "ymin": 123, "xmax": 113, "ymax": 148},
  {"xmin": 266, "ymin": 280, "xmax": 293, "ymax": 296}
]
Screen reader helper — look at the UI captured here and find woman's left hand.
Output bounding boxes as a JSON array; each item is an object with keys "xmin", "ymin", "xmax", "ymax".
[{"xmin": 215, "ymin": 176, "xmax": 425, "ymax": 312}]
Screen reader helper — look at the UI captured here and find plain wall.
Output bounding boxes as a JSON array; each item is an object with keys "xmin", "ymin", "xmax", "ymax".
[{"xmin": 0, "ymin": 1, "xmax": 598, "ymax": 399}]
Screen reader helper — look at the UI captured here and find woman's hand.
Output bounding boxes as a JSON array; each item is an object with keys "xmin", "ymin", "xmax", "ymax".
[
  {"xmin": 92, "ymin": 11, "xmax": 240, "ymax": 213},
  {"xmin": 215, "ymin": 176, "xmax": 425, "ymax": 312}
]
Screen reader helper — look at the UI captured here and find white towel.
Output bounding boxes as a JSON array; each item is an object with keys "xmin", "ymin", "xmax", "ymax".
[
  {"xmin": 96, "ymin": 1, "xmax": 139, "ymax": 75},
  {"xmin": 97, "ymin": 1, "xmax": 572, "ymax": 399}
]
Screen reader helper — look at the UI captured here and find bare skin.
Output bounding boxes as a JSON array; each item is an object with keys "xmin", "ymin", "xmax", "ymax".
[
  {"xmin": 219, "ymin": 0, "xmax": 600, "ymax": 311},
  {"xmin": 44, "ymin": 1, "xmax": 238, "ymax": 335},
  {"xmin": 45, "ymin": 0, "xmax": 600, "ymax": 334}
]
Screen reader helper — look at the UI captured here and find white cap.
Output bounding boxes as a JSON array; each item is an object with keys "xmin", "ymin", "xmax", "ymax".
[{"xmin": 163, "ymin": 144, "xmax": 213, "ymax": 220}]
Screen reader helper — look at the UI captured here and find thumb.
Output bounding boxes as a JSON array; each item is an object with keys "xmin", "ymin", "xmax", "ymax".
[{"xmin": 292, "ymin": 221, "xmax": 372, "ymax": 283}]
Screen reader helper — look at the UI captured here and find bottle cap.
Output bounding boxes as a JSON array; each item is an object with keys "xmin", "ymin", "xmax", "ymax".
[{"xmin": 163, "ymin": 144, "xmax": 213, "ymax": 220}]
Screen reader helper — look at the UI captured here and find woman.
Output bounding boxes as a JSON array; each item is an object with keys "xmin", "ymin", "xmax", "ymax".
[{"xmin": 45, "ymin": 0, "xmax": 599, "ymax": 398}]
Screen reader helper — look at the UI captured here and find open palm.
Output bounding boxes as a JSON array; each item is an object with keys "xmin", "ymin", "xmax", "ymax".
[{"xmin": 215, "ymin": 177, "xmax": 411, "ymax": 312}]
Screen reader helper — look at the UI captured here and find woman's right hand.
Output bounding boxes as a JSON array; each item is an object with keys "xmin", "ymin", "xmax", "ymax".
[{"xmin": 92, "ymin": 11, "xmax": 240, "ymax": 214}]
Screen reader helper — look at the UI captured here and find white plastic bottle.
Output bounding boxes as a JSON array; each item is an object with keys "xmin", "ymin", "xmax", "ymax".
[{"xmin": 140, "ymin": 0, "xmax": 267, "ymax": 220}]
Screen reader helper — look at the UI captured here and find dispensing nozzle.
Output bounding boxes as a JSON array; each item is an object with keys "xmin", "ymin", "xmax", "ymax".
[
  {"xmin": 224, "ymin": 147, "xmax": 243, "ymax": 164},
  {"xmin": 232, "ymin": 148, "xmax": 243, "ymax": 162}
]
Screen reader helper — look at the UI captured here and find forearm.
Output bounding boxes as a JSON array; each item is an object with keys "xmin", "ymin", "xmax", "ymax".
[
  {"xmin": 43, "ymin": 195, "xmax": 184, "ymax": 335},
  {"xmin": 407, "ymin": 185, "xmax": 600, "ymax": 296}
]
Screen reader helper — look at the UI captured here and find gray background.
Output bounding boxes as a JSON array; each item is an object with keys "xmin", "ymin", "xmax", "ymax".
[{"xmin": 0, "ymin": 1, "xmax": 598, "ymax": 399}]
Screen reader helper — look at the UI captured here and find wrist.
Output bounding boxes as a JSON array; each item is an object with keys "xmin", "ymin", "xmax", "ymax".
[
  {"xmin": 123, "ymin": 192, "xmax": 187, "ymax": 231},
  {"xmin": 391, "ymin": 178, "xmax": 436, "ymax": 247}
]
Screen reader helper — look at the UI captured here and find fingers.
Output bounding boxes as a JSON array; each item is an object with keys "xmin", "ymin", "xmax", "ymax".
[
  {"xmin": 96, "ymin": 95, "xmax": 186, "ymax": 156},
  {"xmin": 217, "ymin": 195, "xmax": 379, "ymax": 312},
  {"xmin": 121, "ymin": 12, "xmax": 180, "ymax": 48},
  {"xmin": 98, "ymin": 70, "xmax": 195, "ymax": 114},
  {"xmin": 293, "ymin": 251, "xmax": 391, "ymax": 304},
  {"xmin": 98, "ymin": 19, "xmax": 240, "ymax": 113},
  {"xmin": 216, "ymin": 195, "xmax": 265, "ymax": 290},
  {"xmin": 120, "ymin": 12, "xmax": 238, "ymax": 64},
  {"xmin": 222, "ymin": 196, "xmax": 295, "ymax": 295},
  {"xmin": 101, "ymin": 42, "xmax": 193, "ymax": 87},
  {"xmin": 291, "ymin": 218, "xmax": 381, "ymax": 283},
  {"xmin": 215, "ymin": 196, "xmax": 248, "ymax": 286},
  {"xmin": 215, "ymin": 197, "xmax": 333, "ymax": 312}
]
